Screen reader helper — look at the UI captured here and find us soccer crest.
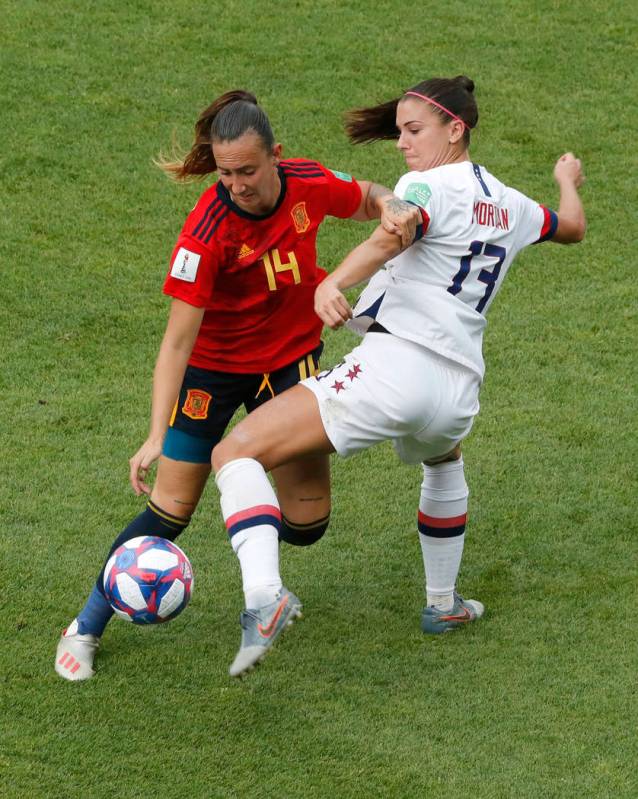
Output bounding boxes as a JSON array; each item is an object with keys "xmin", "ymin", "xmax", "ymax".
[
  {"xmin": 291, "ymin": 202, "xmax": 310, "ymax": 234},
  {"xmin": 182, "ymin": 389, "xmax": 212, "ymax": 420}
]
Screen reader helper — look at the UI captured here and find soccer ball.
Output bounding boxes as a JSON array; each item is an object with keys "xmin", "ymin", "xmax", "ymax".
[{"xmin": 103, "ymin": 536, "xmax": 193, "ymax": 624}]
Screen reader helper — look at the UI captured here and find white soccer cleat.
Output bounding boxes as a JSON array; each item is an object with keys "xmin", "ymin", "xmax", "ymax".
[{"xmin": 55, "ymin": 619, "xmax": 100, "ymax": 681}]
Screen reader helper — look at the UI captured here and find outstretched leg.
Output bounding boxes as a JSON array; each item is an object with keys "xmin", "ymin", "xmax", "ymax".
[
  {"xmin": 55, "ymin": 457, "xmax": 209, "ymax": 681},
  {"xmin": 213, "ymin": 384, "xmax": 332, "ymax": 676}
]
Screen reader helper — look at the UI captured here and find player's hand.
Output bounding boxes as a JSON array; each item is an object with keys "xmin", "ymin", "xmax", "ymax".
[
  {"xmin": 315, "ymin": 277, "xmax": 353, "ymax": 329},
  {"xmin": 554, "ymin": 153, "xmax": 584, "ymax": 189},
  {"xmin": 129, "ymin": 438, "xmax": 163, "ymax": 496},
  {"xmin": 378, "ymin": 194, "xmax": 420, "ymax": 249}
]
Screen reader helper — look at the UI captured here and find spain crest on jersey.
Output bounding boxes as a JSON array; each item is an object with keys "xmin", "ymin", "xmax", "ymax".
[
  {"xmin": 182, "ymin": 389, "xmax": 212, "ymax": 420},
  {"xmin": 291, "ymin": 202, "xmax": 310, "ymax": 234}
]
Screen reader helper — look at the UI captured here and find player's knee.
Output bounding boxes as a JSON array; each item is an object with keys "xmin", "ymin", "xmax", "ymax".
[
  {"xmin": 212, "ymin": 426, "xmax": 268, "ymax": 472},
  {"xmin": 212, "ymin": 434, "xmax": 243, "ymax": 472},
  {"xmin": 424, "ymin": 444, "xmax": 462, "ymax": 466},
  {"xmin": 278, "ymin": 514, "xmax": 330, "ymax": 547},
  {"xmin": 151, "ymin": 489, "xmax": 199, "ymax": 520}
]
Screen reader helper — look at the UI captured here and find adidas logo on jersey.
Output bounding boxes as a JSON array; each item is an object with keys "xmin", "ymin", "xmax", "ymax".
[{"xmin": 238, "ymin": 243, "xmax": 254, "ymax": 259}]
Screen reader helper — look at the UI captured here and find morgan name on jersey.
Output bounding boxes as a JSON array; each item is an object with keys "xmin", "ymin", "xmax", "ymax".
[{"xmin": 350, "ymin": 161, "xmax": 557, "ymax": 380}]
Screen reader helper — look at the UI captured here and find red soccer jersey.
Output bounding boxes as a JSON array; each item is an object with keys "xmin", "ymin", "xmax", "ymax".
[{"xmin": 163, "ymin": 159, "xmax": 362, "ymax": 372}]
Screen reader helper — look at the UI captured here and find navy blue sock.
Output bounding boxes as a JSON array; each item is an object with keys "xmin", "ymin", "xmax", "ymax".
[
  {"xmin": 75, "ymin": 501, "xmax": 190, "ymax": 636},
  {"xmin": 75, "ymin": 585, "xmax": 114, "ymax": 637}
]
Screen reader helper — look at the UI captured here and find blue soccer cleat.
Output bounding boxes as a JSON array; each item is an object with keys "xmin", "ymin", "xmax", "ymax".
[
  {"xmin": 421, "ymin": 592, "xmax": 484, "ymax": 634},
  {"xmin": 229, "ymin": 587, "xmax": 302, "ymax": 677}
]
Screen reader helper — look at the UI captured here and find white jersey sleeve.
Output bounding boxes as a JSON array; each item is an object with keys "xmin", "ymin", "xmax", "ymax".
[
  {"xmin": 349, "ymin": 161, "xmax": 558, "ymax": 380},
  {"xmin": 507, "ymin": 187, "xmax": 559, "ymax": 248}
]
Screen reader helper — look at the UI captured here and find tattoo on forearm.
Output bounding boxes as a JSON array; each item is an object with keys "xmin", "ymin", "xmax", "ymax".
[
  {"xmin": 385, "ymin": 197, "xmax": 413, "ymax": 215},
  {"xmin": 369, "ymin": 184, "xmax": 391, "ymax": 201},
  {"xmin": 367, "ymin": 184, "xmax": 392, "ymax": 216},
  {"xmin": 299, "ymin": 496, "xmax": 325, "ymax": 502}
]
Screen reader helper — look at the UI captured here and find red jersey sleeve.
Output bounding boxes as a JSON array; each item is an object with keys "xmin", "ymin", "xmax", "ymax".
[
  {"xmin": 163, "ymin": 188, "xmax": 226, "ymax": 308},
  {"xmin": 313, "ymin": 162, "xmax": 363, "ymax": 219}
]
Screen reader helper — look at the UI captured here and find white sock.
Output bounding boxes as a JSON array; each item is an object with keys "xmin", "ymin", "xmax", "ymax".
[
  {"xmin": 418, "ymin": 457, "xmax": 469, "ymax": 612},
  {"xmin": 216, "ymin": 458, "xmax": 282, "ymax": 609}
]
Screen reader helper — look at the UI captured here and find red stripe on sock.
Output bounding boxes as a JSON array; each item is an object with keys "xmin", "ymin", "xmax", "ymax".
[
  {"xmin": 225, "ymin": 504, "xmax": 282, "ymax": 529},
  {"xmin": 418, "ymin": 511, "xmax": 467, "ymax": 528}
]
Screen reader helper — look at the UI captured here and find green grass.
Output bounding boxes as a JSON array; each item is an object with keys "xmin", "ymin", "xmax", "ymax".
[{"xmin": 1, "ymin": 1, "xmax": 637, "ymax": 797}]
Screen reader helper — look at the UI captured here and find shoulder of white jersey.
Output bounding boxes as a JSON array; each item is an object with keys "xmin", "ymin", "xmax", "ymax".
[
  {"xmin": 468, "ymin": 163, "xmax": 508, "ymax": 202},
  {"xmin": 496, "ymin": 184, "xmax": 542, "ymax": 225},
  {"xmin": 489, "ymin": 183, "xmax": 558, "ymax": 244},
  {"xmin": 394, "ymin": 170, "xmax": 440, "ymax": 209}
]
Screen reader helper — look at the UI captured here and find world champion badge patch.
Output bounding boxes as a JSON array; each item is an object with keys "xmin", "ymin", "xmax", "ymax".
[
  {"xmin": 404, "ymin": 182, "xmax": 432, "ymax": 208},
  {"xmin": 182, "ymin": 389, "xmax": 212, "ymax": 420},
  {"xmin": 291, "ymin": 202, "xmax": 310, "ymax": 234}
]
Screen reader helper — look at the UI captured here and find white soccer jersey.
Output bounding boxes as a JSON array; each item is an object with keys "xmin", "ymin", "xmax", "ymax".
[{"xmin": 350, "ymin": 161, "xmax": 557, "ymax": 379}]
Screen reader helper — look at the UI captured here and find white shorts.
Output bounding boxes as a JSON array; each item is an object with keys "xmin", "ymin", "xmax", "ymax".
[{"xmin": 301, "ymin": 332, "xmax": 481, "ymax": 464}]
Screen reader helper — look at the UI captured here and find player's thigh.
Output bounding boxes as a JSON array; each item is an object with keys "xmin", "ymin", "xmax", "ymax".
[
  {"xmin": 272, "ymin": 454, "xmax": 331, "ymax": 524},
  {"xmin": 394, "ymin": 360, "xmax": 480, "ymax": 464},
  {"xmin": 167, "ymin": 364, "xmax": 248, "ymax": 452},
  {"xmin": 160, "ymin": 364, "xmax": 252, "ymax": 513},
  {"xmin": 150, "ymin": 456, "xmax": 211, "ymax": 518},
  {"xmin": 212, "ymin": 384, "xmax": 334, "ymax": 473}
]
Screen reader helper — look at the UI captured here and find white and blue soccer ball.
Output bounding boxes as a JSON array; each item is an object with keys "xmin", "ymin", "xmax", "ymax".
[{"xmin": 103, "ymin": 536, "xmax": 193, "ymax": 624}]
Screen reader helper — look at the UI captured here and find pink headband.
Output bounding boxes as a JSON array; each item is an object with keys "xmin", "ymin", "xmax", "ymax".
[{"xmin": 404, "ymin": 91, "xmax": 468, "ymax": 130}]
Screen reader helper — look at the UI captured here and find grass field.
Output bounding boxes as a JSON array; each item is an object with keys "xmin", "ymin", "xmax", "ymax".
[{"xmin": 1, "ymin": 1, "xmax": 637, "ymax": 797}]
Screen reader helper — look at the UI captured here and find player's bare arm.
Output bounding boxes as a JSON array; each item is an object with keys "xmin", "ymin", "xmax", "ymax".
[
  {"xmin": 315, "ymin": 225, "xmax": 402, "ymax": 328},
  {"xmin": 551, "ymin": 153, "xmax": 586, "ymax": 244},
  {"xmin": 353, "ymin": 180, "xmax": 419, "ymax": 247},
  {"xmin": 129, "ymin": 299, "xmax": 205, "ymax": 495}
]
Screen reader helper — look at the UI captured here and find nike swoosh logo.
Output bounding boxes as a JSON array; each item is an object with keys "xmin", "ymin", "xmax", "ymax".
[
  {"xmin": 440, "ymin": 607, "xmax": 471, "ymax": 623},
  {"xmin": 257, "ymin": 595, "xmax": 289, "ymax": 638}
]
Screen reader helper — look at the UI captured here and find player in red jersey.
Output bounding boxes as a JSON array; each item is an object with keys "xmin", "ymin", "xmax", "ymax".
[{"xmin": 55, "ymin": 89, "xmax": 420, "ymax": 680}]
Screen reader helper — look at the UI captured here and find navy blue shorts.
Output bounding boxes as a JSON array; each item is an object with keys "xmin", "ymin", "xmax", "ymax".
[{"xmin": 162, "ymin": 342, "xmax": 323, "ymax": 463}]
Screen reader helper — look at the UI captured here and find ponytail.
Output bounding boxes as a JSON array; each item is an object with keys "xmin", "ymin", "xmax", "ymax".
[
  {"xmin": 157, "ymin": 90, "xmax": 274, "ymax": 181},
  {"xmin": 345, "ymin": 97, "xmax": 400, "ymax": 145},
  {"xmin": 345, "ymin": 75, "xmax": 478, "ymax": 147}
]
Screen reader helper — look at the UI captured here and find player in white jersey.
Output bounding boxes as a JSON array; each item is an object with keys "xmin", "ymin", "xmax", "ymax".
[
  {"xmin": 210, "ymin": 75, "xmax": 586, "ymax": 677},
  {"xmin": 348, "ymin": 160, "xmax": 558, "ymax": 380}
]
